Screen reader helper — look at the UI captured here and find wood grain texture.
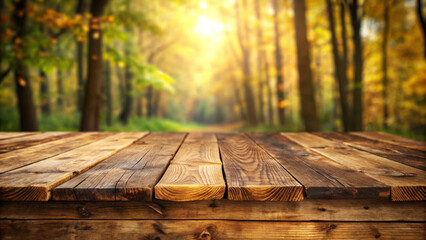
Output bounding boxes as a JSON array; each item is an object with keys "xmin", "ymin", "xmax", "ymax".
[
  {"xmin": 351, "ymin": 131, "xmax": 426, "ymax": 152},
  {"xmin": 53, "ymin": 132, "xmax": 186, "ymax": 201},
  {"xmin": 1, "ymin": 220, "xmax": 424, "ymax": 240},
  {"xmin": 0, "ymin": 132, "xmax": 38, "ymax": 140},
  {"xmin": 217, "ymin": 133, "xmax": 303, "ymax": 201},
  {"xmin": 2, "ymin": 199, "xmax": 424, "ymax": 222},
  {"xmin": 0, "ymin": 132, "xmax": 74, "ymax": 153},
  {"xmin": 315, "ymin": 132, "xmax": 426, "ymax": 171},
  {"xmin": 0, "ymin": 132, "xmax": 146, "ymax": 201},
  {"xmin": 155, "ymin": 133, "xmax": 226, "ymax": 201},
  {"xmin": 249, "ymin": 133, "xmax": 389, "ymax": 199},
  {"xmin": 0, "ymin": 132, "xmax": 111, "ymax": 174},
  {"xmin": 283, "ymin": 133, "xmax": 426, "ymax": 201}
]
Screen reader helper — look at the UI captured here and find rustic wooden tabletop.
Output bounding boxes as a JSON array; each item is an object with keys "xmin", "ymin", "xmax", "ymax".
[{"xmin": 0, "ymin": 131, "xmax": 424, "ymax": 202}]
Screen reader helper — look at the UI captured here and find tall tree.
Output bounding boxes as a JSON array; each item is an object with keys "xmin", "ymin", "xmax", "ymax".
[
  {"xmin": 235, "ymin": 0, "xmax": 258, "ymax": 125},
  {"xmin": 76, "ymin": 0, "xmax": 86, "ymax": 112},
  {"xmin": 382, "ymin": 0, "xmax": 390, "ymax": 129},
  {"xmin": 39, "ymin": 69, "xmax": 51, "ymax": 115},
  {"xmin": 119, "ymin": 58, "xmax": 133, "ymax": 124},
  {"xmin": 272, "ymin": 0, "xmax": 285, "ymax": 126},
  {"xmin": 348, "ymin": 0, "xmax": 364, "ymax": 131},
  {"xmin": 13, "ymin": 0, "xmax": 38, "ymax": 131},
  {"xmin": 57, "ymin": 67, "xmax": 64, "ymax": 109},
  {"xmin": 417, "ymin": 0, "xmax": 426, "ymax": 58},
  {"xmin": 326, "ymin": 0, "xmax": 351, "ymax": 131},
  {"xmin": 254, "ymin": 0, "xmax": 265, "ymax": 124},
  {"xmin": 103, "ymin": 60, "xmax": 112, "ymax": 126},
  {"xmin": 293, "ymin": 0, "xmax": 320, "ymax": 131},
  {"xmin": 80, "ymin": 0, "xmax": 109, "ymax": 131}
]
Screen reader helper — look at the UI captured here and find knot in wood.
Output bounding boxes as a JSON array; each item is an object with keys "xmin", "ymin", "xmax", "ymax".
[{"xmin": 77, "ymin": 207, "xmax": 92, "ymax": 218}]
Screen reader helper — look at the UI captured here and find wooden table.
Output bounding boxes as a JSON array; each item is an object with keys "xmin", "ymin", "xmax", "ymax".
[{"xmin": 0, "ymin": 131, "xmax": 425, "ymax": 239}]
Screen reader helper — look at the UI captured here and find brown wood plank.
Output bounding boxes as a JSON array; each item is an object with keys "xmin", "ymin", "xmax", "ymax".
[
  {"xmin": 283, "ymin": 133, "xmax": 426, "ymax": 201},
  {"xmin": 155, "ymin": 133, "xmax": 226, "ymax": 201},
  {"xmin": 0, "ymin": 132, "xmax": 147, "ymax": 201},
  {"xmin": 315, "ymin": 132, "xmax": 426, "ymax": 171},
  {"xmin": 217, "ymin": 133, "xmax": 303, "ymax": 201},
  {"xmin": 1, "ymin": 220, "xmax": 424, "ymax": 240},
  {"xmin": 0, "ymin": 132, "xmax": 38, "ymax": 140},
  {"xmin": 0, "ymin": 132, "xmax": 112, "ymax": 174},
  {"xmin": 0, "ymin": 132, "xmax": 75, "ymax": 153},
  {"xmin": 249, "ymin": 133, "xmax": 389, "ymax": 199},
  {"xmin": 52, "ymin": 132, "xmax": 186, "ymax": 201},
  {"xmin": 351, "ymin": 131, "xmax": 426, "ymax": 152},
  {"xmin": 2, "ymin": 199, "xmax": 424, "ymax": 222}
]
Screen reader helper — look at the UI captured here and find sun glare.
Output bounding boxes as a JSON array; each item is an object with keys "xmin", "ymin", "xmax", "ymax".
[{"xmin": 194, "ymin": 15, "xmax": 224, "ymax": 38}]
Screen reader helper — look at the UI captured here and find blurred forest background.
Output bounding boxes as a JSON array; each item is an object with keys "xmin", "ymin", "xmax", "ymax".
[{"xmin": 0, "ymin": 0, "xmax": 425, "ymax": 139}]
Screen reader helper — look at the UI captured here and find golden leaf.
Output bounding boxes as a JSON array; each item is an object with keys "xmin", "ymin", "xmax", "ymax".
[
  {"xmin": 18, "ymin": 77, "xmax": 26, "ymax": 87},
  {"xmin": 118, "ymin": 61, "xmax": 126, "ymax": 68},
  {"xmin": 14, "ymin": 37, "xmax": 22, "ymax": 44},
  {"xmin": 279, "ymin": 100, "xmax": 289, "ymax": 109},
  {"xmin": 92, "ymin": 32, "xmax": 99, "ymax": 39}
]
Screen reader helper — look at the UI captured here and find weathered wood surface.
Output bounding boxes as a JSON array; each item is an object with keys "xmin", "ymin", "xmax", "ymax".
[
  {"xmin": 249, "ymin": 133, "xmax": 389, "ymax": 199},
  {"xmin": 1, "ymin": 199, "xmax": 424, "ymax": 221},
  {"xmin": 218, "ymin": 133, "xmax": 303, "ymax": 201},
  {"xmin": 0, "ymin": 132, "xmax": 75, "ymax": 153},
  {"xmin": 0, "ymin": 132, "xmax": 111, "ymax": 174},
  {"xmin": 0, "ymin": 132, "xmax": 146, "ymax": 201},
  {"xmin": 53, "ymin": 132, "xmax": 185, "ymax": 201},
  {"xmin": 155, "ymin": 133, "xmax": 225, "ymax": 201},
  {"xmin": 0, "ymin": 131, "xmax": 424, "ymax": 202},
  {"xmin": 351, "ymin": 131, "xmax": 426, "ymax": 152},
  {"xmin": 315, "ymin": 132, "xmax": 426, "ymax": 171},
  {"xmin": 0, "ymin": 132, "xmax": 38, "ymax": 140},
  {"xmin": 1, "ymin": 220, "xmax": 424, "ymax": 240},
  {"xmin": 283, "ymin": 133, "xmax": 426, "ymax": 201}
]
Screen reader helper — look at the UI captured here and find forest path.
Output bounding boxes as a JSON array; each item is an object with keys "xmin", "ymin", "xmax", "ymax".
[{"xmin": 198, "ymin": 122, "xmax": 243, "ymax": 132}]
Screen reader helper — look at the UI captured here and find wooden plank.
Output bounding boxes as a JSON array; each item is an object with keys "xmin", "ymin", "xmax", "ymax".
[
  {"xmin": 52, "ymin": 132, "xmax": 186, "ymax": 201},
  {"xmin": 0, "ymin": 132, "xmax": 147, "ymax": 201},
  {"xmin": 283, "ymin": 133, "xmax": 426, "ymax": 201},
  {"xmin": 249, "ymin": 133, "xmax": 389, "ymax": 199},
  {"xmin": 315, "ymin": 132, "xmax": 426, "ymax": 171},
  {"xmin": 2, "ymin": 199, "xmax": 424, "ymax": 222},
  {"xmin": 0, "ymin": 132, "xmax": 75, "ymax": 153},
  {"xmin": 1, "ymin": 220, "xmax": 424, "ymax": 240},
  {"xmin": 351, "ymin": 131, "xmax": 426, "ymax": 152},
  {"xmin": 0, "ymin": 132, "xmax": 38, "ymax": 140},
  {"xmin": 217, "ymin": 133, "xmax": 303, "ymax": 201},
  {"xmin": 155, "ymin": 133, "xmax": 226, "ymax": 201},
  {"xmin": 0, "ymin": 132, "xmax": 111, "ymax": 174}
]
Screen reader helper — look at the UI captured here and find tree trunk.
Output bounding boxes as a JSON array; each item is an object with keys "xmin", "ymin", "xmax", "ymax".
[
  {"xmin": 80, "ymin": 0, "xmax": 109, "ymax": 131},
  {"xmin": 76, "ymin": 0, "xmax": 86, "ymax": 112},
  {"xmin": 39, "ymin": 70, "xmax": 51, "ymax": 115},
  {"xmin": 119, "ymin": 60, "xmax": 133, "ymax": 124},
  {"xmin": 254, "ymin": 0, "xmax": 265, "ymax": 124},
  {"xmin": 57, "ymin": 67, "xmax": 64, "ymax": 109},
  {"xmin": 417, "ymin": 0, "xmax": 426, "ymax": 58},
  {"xmin": 348, "ymin": 0, "xmax": 363, "ymax": 131},
  {"xmin": 136, "ymin": 97, "xmax": 142, "ymax": 117},
  {"xmin": 146, "ymin": 86, "xmax": 154, "ymax": 118},
  {"xmin": 382, "ymin": 0, "xmax": 389, "ymax": 129},
  {"xmin": 234, "ymin": 85, "xmax": 247, "ymax": 120},
  {"xmin": 153, "ymin": 90, "xmax": 161, "ymax": 117},
  {"xmin": 293, "ymin": 0, "xmax": 320, "ymax": 132},
  {"xmin": 326, "ymin": 0, "xmax": 351, "ymax": 131},
  {"xmin": 265, "ymin": 57, "xmax": 274, "ymax": 125},
  {"xmin": 104, "ymin": 60, "xmax": 112, "ymax": 126},
  {"xmin": 13, "ymin": 0, "xmax": 38, "ymax": 131},
  {"xmin": 272, "ymin": 0, "xmax": 285, "ymax": 126},
  {"xmin": 235, "ymin": 0, "xmax": 257, "ymax": 126}
]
